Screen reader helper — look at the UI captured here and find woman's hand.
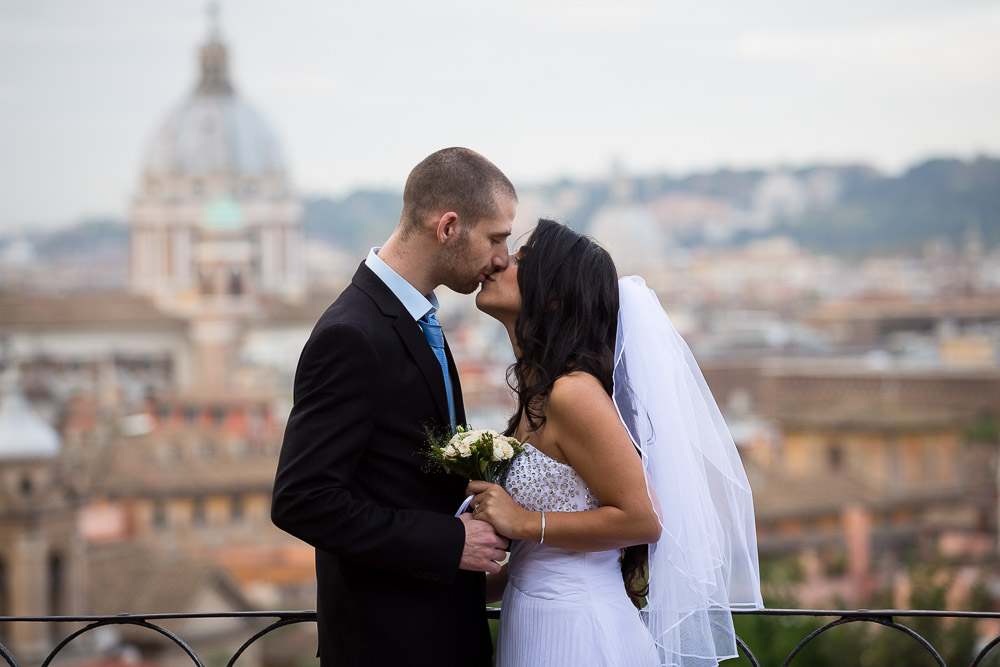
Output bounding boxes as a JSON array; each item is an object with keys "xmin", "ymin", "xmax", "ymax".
[{"xmin": 467, "ymin": 480, "xmax": 533, "ymax": 541}]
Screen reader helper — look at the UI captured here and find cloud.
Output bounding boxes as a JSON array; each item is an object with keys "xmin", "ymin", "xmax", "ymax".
[
  {"xmin": 733, "ymin": 3, "xmax": 1000, "ymax": 85},
  {"xmin": 503, "ymin": 0, "xmax": 663, "ymax": 27},
  {"xmin": 2, "ymin": 0, "xmax": 999, "ymax": 232}
]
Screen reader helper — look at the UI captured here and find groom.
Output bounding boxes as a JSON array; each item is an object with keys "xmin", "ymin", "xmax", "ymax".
[{"xmin": 271, "ymin": 147, "xmax": 516, "ymax": 666}]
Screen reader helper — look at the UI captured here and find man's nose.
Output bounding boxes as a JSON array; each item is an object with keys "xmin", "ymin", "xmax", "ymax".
[{"xmin": 493, "ymin": 248, "xmax": 510, "ymax": 271}]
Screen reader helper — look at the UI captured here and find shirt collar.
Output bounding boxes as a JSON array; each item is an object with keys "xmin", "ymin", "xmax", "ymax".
[{"xmin": 365, "ymin": 247, "xmax": 439, "ymax": 321}]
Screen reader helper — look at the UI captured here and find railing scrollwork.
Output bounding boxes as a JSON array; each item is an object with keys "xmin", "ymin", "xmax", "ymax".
[
  {"xmin": 2, "ymin": 608, "xmax": 1000, "ymax": 666},
  {"xmin": 0, "ymin": 611, "xmax": 316, "ymax": 667}
]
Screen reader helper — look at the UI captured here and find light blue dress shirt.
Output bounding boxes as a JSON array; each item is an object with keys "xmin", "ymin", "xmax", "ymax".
[
  {"xmin": 365, "ymin": 247, "xmax": 439, "ymax": 321},
  {"xmin": 365, "ymin": 247, "xmax": 456, "ymax": 428}
]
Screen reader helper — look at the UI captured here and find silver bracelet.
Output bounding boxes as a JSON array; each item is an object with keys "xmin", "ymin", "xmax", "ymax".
[{"xmin": 539, "ymin": 510, "xmax": 546, "ymax": 545}]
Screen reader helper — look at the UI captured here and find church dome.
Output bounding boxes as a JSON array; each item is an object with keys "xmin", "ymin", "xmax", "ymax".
[
  {"xmin": 142, "ymin": 24, "xmax": 286, "ymax": 180},
  {"xmin": 0, "ymin": 369, "xmax": 61, "ymax": 460}
]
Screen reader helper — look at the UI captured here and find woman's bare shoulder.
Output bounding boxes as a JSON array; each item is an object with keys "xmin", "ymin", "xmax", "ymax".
[{"xmin": 548, "ymin": 372, "xmax": 615, "ymax": 422}]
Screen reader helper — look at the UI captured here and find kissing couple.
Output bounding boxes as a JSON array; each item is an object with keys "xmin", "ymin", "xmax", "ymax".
[{"xmin": 272, "ymin": 147, "xmax": 762, "ymax": 667}]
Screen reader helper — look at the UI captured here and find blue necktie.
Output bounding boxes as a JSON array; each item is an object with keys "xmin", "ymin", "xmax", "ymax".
[{"xmin": 419, "ymin": 310, "xmax": 456, "ymax": 432}]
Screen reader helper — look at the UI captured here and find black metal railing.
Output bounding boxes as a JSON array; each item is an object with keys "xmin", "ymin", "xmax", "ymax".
[
  {"xmin": 729, "ymin": 608, "xmax": 1000, "ymax": 667},
  {"xmin": 0, "ymin": 611, "xmax": 314, "ymax": 667},
  {"xmin": 3, "ymin": 608, "xmax": 1000, "ymax": 667}
]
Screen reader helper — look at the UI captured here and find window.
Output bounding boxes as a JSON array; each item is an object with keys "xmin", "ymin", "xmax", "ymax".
[
  {"xmin": 201, "ymin": 441, "xmax": 216, "ymax": 460},
  {"xmin": 0, "ymin": 558, "xmax": 8, "ymax": 617},
  {"xmin": 0, "ymin": 558, "xmax": 7, "ymax": 643},
  {"xmin": 231, "ymin": 494, "xmax": 244, "ymax": 522},
  {"xmin": 229, "ymin": 269, "xmax": 243, "ymax": 296},
  {"xmin": 192, "ymin": 497, "xmax": 206, "ymax": 526},
  {"xmin": 827, "ymin": 443, "xmax": 843, "ymax": 471},
  {"xmin": 163, "ymin": 440, "xmax": 182, "ymax": 463},
  {"xmin": 152, "ymin": 500, "xmax": 167, "ymax": 528},
  {"xmin": 48, "ymin": 553, "xmax": 64, "ymax": 616}
]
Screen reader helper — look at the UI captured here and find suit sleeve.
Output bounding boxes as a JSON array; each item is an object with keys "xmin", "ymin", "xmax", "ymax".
[{"xmin": 271, "ymin": 320, "xmax": 465, "ymax": 583}]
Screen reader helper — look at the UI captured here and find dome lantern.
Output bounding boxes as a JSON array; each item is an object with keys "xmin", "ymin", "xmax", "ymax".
[{"xmin": 195, "ymin": 3, "xmax": 233, "ymax": 96}]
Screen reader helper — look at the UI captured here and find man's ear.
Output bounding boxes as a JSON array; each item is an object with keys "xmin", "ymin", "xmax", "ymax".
[{"xmin": 435, "ymin": 211, "xmax": 461, "ymax": 244}]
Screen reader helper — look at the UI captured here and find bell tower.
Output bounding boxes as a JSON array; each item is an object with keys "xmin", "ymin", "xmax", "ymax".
[{"xmin": 0, "ymin": 367, "xmax": 86, "ymax": 662}]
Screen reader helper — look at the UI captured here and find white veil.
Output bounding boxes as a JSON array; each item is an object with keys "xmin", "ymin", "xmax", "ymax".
[{"xmin": 613, "ymin": 276, "xmax": 763, "ymax": 667}]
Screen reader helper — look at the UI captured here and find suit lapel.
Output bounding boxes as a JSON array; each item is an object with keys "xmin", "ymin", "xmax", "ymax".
[
  {"xmin": 444, "ymin": 341, "xmax": 466, "ymax": 427},
  {"xmin": 394, "ymin": 316, "xmax": 452, "ymax": 425},
  {"xmin": 352, "ymin": 262, "xmax": 454, "ymax": 427}
]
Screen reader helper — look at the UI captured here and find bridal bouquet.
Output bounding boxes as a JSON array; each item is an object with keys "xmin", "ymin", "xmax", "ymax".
[
  {"xmin": 425, "ymin": 426, "xmax": 525, "ymax": 485},
  {"xmin": 426, "ymin": 426, "xmax": 525, "ymax": 516}
]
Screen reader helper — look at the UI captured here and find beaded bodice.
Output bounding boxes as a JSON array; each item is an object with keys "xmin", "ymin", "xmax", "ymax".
[{"xmin": 503, "ymin": 443, "xmax": 600, "ymax": 513}]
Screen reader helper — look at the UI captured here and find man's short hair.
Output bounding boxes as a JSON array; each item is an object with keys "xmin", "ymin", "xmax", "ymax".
[{"xmin": 400, "ymin": 148, "xmax": 517, "ymax": 233}]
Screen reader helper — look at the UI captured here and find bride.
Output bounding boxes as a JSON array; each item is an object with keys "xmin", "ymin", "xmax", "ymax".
[{"xmin": 470, "ymin": 219, "xmax": 762, "ymax": 667}]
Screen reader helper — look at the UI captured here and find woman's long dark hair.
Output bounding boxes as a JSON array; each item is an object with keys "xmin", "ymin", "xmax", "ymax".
[{"xmin": 505, "ymin": 218, "xmax": 649, "ymax": 607}]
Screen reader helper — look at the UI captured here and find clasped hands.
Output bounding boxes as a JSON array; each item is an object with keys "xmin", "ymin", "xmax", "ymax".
[{"xmin": 458, "ymin": 480, "xmax": 529, "ymax": 574}]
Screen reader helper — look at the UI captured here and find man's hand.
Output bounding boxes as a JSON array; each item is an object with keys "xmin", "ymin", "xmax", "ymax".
[{"xmin": 457, "ymin": 513, "xmax": 510, "ymax": 573}]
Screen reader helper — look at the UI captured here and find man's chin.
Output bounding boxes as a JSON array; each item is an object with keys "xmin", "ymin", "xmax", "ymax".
[{"xmin": 446, "ymin": 281, "xmax": 480, "ymax": 295}]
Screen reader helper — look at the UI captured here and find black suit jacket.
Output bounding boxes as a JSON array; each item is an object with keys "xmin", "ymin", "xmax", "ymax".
[{"xmin": 272, "ymin": 262, "xmax": 491, "ymax": 666}]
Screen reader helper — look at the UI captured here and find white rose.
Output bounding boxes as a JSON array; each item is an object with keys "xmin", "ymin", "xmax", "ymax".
[
  {"xmin": 443, "ymin": 444, "xmax": 457, "ymax": 458},
  {"xmin": 500, "ymin": 441, "xmax": 515, "ymax": 459},
  {"xmin": 491, "ymin": 443, "xmax": 505, "ymax": 462},
  {"xmin": 457, "ymin": 440, "xmax": 473, "ymax": 457}
]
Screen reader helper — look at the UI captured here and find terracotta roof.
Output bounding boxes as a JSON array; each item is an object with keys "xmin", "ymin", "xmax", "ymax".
[
  {"xmin": 761, "ymin": 358, "xmax": 1000, "ymax": 380},
  {"xmin": 215, "ymin": 544, "xmax": 315, "ymax": 587},
  {"xmin": 751, "ymin": 467, "xmax": 992, "ymax": 522},
  {"xmin": 95, "ymin": 434, "xmax": 278, "ymax": 495},
  {"xmin": 87, "ymin": 544, "xmax": 254, "ymax": 617},
  {"xmin": 808, "ymin": 294, "xmax": 1000, "ymax": 322},
  {"xmin": 0, "ymin": 291, "xmax": 184, "ymax": 328},
  {"xmin": 776, "ymin": 407, "xmax": 967, "ymax": 430},
  {"xmin": 752, "ymin": 470, "xmax": 883, "ymax": 520},
  {"xmin": 257, "ymin": 291, "xmax": 341, "ymax": 323}
]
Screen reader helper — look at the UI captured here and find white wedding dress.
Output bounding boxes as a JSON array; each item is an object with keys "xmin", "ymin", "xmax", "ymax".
[
  {"xmin": 495, "ymin": 276, "xmax": 762, "ymax": 667},
  {"xmin": 496, "ymin": 443, "xmax": 660, "ymax": 667}
]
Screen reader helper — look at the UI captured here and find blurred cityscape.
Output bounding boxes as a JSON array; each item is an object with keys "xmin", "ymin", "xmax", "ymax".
[{"xmin": 1, "ymin": 13, "xmax": 1000, "ymax": 667}]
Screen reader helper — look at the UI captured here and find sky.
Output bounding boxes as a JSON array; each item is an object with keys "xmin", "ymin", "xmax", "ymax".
[{"xmin": 0, "ymin": 0, "xmax": 998, "ymax": 234}]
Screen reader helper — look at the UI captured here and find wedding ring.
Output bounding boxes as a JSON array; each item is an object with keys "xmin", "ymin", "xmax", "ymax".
[{"xmin": 474, "ymin": 502, "xmax": 481, "ymax": 513}]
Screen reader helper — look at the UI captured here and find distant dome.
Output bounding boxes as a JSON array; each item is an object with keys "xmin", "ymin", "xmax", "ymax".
[
  {"xmin": 0, "ymin": 370, "xmax": 60, "ymax": 460},
  {"xmin": 142, "ymin": 26, "xmax": 286, "ymax": 179}
]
